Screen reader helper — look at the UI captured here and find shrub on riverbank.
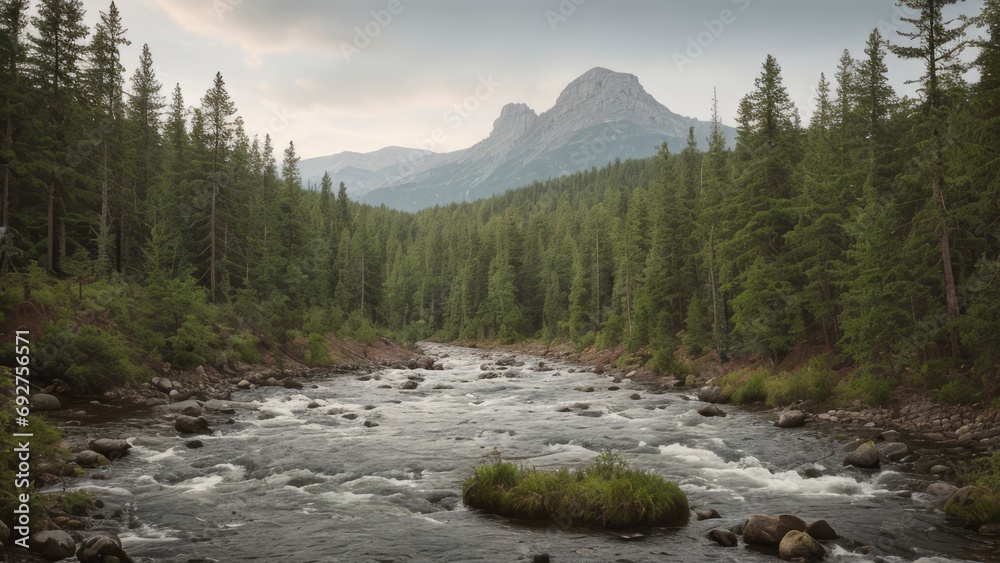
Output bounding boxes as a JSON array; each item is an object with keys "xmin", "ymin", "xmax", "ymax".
[
  {"xmin": 461, "ymin": 451, "xmax": 689, "ymax": 529},
  {"xmin": 716, "ymin": 356, "xmax": 851, "ymax": 407},
  {"xmin": 946, "ymin": 451, "xmax": 1000, "ymax": 526}
]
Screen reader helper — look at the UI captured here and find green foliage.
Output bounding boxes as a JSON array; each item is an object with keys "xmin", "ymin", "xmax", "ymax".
[
  {"xmin": 305, "ymin": 333, "xmax": 332, "ymax": 367},
  {"xmin": 168, "ymin": 315, "xmax": 219, "ymax": 370},
  {"xmin": 946, "ymin": 451, "xmax": 1000, "ymax": 526},
  {"xmin": 342, "ymin": 310, "xmax": 378, "ymax": 344},
  {"xmin": 60, "ymin": 490, "xmax": 95, "ymax": 516},
  {"xmin": 936, "ymin": 378, "xmax": 981, "ymax": 406},
  {"xmin": 595, "ymin": 313, "xmax": 626, "ymax": 351},
  {"xmin": 226, "ymin": 330, "xmax": 261, "ymax": 364},
  {"xmin": 35, "ymin": 324, "xmax": 145, "ymax": 393},
  {"xmin": 763, "ymin": 355, "xmax": 840, "ymax": 407},
  {"xmin": 0, "ymin": 368, "xmax": 70, "ymax": 531},
  {"xmin": 835, "ymin": 368, "xmax": 897, "ymax": 407},
  {"xmin": 461, "ymin": 452, "xmax": 689, "ymax": 529}
]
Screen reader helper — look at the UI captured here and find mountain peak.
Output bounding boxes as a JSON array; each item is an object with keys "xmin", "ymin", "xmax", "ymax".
[{"xmin": 551, "ymin": 67, "xmax": 659, "ymax": 119}]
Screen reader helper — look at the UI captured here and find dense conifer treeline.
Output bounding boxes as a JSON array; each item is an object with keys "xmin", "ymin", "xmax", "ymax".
[{"xmin": 1, "ymin": 0, "xmax": 999, "ymax": 394}]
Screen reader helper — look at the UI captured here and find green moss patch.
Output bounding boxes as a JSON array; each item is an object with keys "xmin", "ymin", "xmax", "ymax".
[{"xmin": 461, "ymin": 451, "xmax": 689, "ymax": 529}]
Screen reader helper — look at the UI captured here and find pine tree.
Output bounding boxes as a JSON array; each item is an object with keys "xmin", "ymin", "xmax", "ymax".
[
  {"xmin": 889, "ymin": 0, "xmax": 971, "ymax": 358},
  {"xmin": 200, "ymin": 72, "xmax": 236, "ymax": 301},
  {"xmin": 0, "ymin": 0, "xmax": 28, "ymax": 235},
  {"xmin": 27, "ymin": 0, "xmax": 90, "ymax": 273},
  {"xmin": 86, "ymin": 1, "xmax": 129, "ymax": 277}
]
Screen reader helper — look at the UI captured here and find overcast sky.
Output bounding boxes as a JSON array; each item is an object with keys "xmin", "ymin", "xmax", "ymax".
[{"xmin": 75, "ymin": 0, "xmax": 985, "ymax": 160}]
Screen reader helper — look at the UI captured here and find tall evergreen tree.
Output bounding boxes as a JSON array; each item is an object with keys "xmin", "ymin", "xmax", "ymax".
[
  {"xmin": 889, "ymin": 0, "xmax": 972, "ymax": 357},
  {"xmin": 199, "ymin": 72, "xmax": 236, "ymax": 301}
]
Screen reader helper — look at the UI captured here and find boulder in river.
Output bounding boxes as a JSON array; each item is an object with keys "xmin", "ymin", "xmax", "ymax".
[
  {"xmin": 926, "ymin": 482, "xmax": 959, "ymax": 498},
  {"xmin": 77, "ymin": 534, "xmax": 134, "ymax": 563},
  {"xmin": 400, "ymin": 380, "xmax": 418, "ymax": 390},
  {"xmin": 29, "ymin": 530, "xmax": 76, "ymax": 560},
  {"xmin": 175, "ymin": 415, "xmax": 209, "ymax": 434},
  {"xmin": 30, "ymin": 393, "xmax": 62, "ymax": 411},
  {"xmin": 707, "ymin": 528, "xmax": 739, "ymax": 547},
  {"xmin": 75, "ymin": 449, "xmax": 112, "ymax": 468},
  {"xmin": 776, "ymin": 410, "xmax": 808, "ymax": 428},
  {"xmin": 283, "ymin": 378, "xmax": 304, "ymax": 389},
  {"xmin": 168, "ymin": 399, "xmax": 204, "ymax": 417},
  {"xmin": 778, "ymin": 530, "xmax": 825, "ymax": 561},
  {"xmin": 806, "ymin": 519, "xmax": 839, "ymax": 540},
  {"xmin": 843, "ymin": 441, "xmax": 880, "ymax": 468},
  {"xmin": 575, "ymin": 386, "xmax": 595, "ymax": 393},
  {"xmin": 697, "ymin": 386, "xmax": 722, "ymax": 403},
  {"xmin": 875, "ymin": 441, "xmax": 909, "ymax": 463},
  {"xmin": 87, "ymin": 438, "xmax": 132, "ymax": 460},
  {"xmin": 697, "ymin": 405, "xmax": 727, "ymax": 417},
  {"xmin": 696, "ymin": 508, "xmax": 722, "ymax": 520},
  {"xmin": 742, "ymin": 514, "xmax": 807, "ymax": 547}
]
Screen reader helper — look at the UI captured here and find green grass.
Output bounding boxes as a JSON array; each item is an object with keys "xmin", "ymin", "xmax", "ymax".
[
  {"xmin": 716, "ymin": 356, "xmax": 842, "ymax": 407},
  {"xmin": 946, "ymin": 451, "xmax": 1000, "ymax": 526},
  {"xmin": 461, "ymin": 451, "xmax": 689, "ymax": 529}
]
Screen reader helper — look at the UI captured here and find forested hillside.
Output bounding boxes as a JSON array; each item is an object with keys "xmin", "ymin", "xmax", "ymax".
[{"xmin": 1, "ymin": 0, "xmax": 999, "ymax": 400}]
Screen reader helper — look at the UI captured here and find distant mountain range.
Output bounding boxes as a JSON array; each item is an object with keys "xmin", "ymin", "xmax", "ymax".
[{"xmin": 298, "ymin": 67, "xmax": 736, "ymax": 212}]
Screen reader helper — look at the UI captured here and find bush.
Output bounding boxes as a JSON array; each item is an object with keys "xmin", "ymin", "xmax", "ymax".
[
  {"xmin": 763, "ymin": 356, "xmax": 840, "ymax": 407},
  {"xmin": 835, "ymin": 369, "xmax": 896, "ymax": 407},
  {"xmin": 226, "ymin": 331, "xmax": 261, "ymax": 364},
  {"xmin": 937, "ymin": 378, "xmax": 981, "ymax": 406},
  {"xmin": 35, "ymin": 324, "xmax": 145, "ymax": 393},
  {"xmin": 305, "ymin": 333, "xmax": 332, "ymax": 367},
  {"xmin": 945, "ymin": 451, "xmax": 1000, "ymax": 526},
  {"xmin": 342, "ymin": 310, "xmax": 378, "ymax": 344},
  {"xmin": 60, "ymin": 490, "xmax": 95, "ymax": 516},
  {"xmin": 462, "ymin": 451, "xmax": 689, "ymax": 529},
  {"xmin": 595, "ymin": 314, "xmax": 626, "ymax": 351},
  {"xmin": 646, "ymin": 345, "xmax": 689, "ymax": 378},
  {"xmin": 168, "ymin": 315, "xmax": 219, "ymax": 370}
]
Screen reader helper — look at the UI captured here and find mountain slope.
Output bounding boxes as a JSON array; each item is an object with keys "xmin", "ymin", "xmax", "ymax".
[{"xmin": 301, "ymin": 67, "xmax": 735, "ymax": 210}]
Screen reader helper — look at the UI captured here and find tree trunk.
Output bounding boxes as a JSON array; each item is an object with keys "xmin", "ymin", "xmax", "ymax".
[
  {"xmin": 932, "ymin": 169, "xmax": 960, "ymax": 357},
  {"xmin": 210, "ymin": 180, "xmax": 217, "ymax": 301},
  {"xmin": 2, "ymin": 117, "xmax": 10, "ymax": 230},
  {"xmin": 46, "ymin": 183, "xmax": 55, "ymax": 273}
]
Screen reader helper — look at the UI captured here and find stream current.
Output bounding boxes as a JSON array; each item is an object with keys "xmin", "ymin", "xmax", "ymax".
[{"xmin": 60, "ymin": 343, "xmax": 997, "ymax": 562}]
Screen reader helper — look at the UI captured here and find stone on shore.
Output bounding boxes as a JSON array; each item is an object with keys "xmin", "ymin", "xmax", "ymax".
[
  {"xmin": 168, "ymin": 399, "xmax": 204, "ymax": 417},
  {"xmin": 697, "ymin": 386, "xmax": 722, "ymax": 403},
  {"xmin": 31, "ymin": 393, "xmax": 62, "ymax": 411},
  {"xmin": 776, "ymin": 410, "xmax": 808, "ymax": 428},
  {"xmin": 76, "ymin": 534, "xmax": 133, "ymax": 563},
  {"xmin": 29, "ymin": 530, "xmax": 76, "ymax": 560},
  {"xmin": 707, "ymin": 528, "xmax": 739, "ymax": 547},
  {"xmin": 926, "ymin": 482, "xmax": 960, "ymax": 498},
  {"xmin": 806, "ymin": 519, "xmax": 839, "ymax": 541}
]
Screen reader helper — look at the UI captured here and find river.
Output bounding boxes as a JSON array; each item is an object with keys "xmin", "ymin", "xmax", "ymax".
[{"xmin": 59, "ymin": 343, "xmax": 997, "ymax": 562}]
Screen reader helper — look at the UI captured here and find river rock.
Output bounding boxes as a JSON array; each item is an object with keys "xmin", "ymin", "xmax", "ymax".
[
  {"xmin": 30, "ymin": 393, "xmax": 62, "ymax": 411},
  {"xmin": 76, "ymin": 449, "xmax": 112, "ymax": 468},
  {"xmin": 630, "ymin": 393, "xmax": 641, "ymax": 400},
  {"xmin": 944, "ymin": 486, "xmax": 984, "ymax": 519},
  {"xmin": 697, "ymin": 405, "xmax": 727, "ymax": 417},
  {"xmin": 707, "ymin": 528, "xmax": 739, "ymax": 547},
  {"xmin": 696, "ymin": 508, "xmax": 722, "ymax": 520},
  {"xmin": 28, "ymin": 530, "xmax": 76, "ymax": 560},
  {"xmin": 168, "ymin": 399, "xmax": 204, "ymax": 417},
  {"xmin": 283, "ymin": 378, "xmax": 304, "ymax": 389},
  {"xmin": 980, "ymin": 523, "xmax": 1000, "ymax": 535},
  {"xmin": 364, "ymin": 419, "xmax": 379, "ymax": 428},
  {"xmin": 236, "ymin": 379, "xmax": 252, "ymax": 389},
  {"xmin": 778, "ymin": 530, "xmax": 825, "ymax": 561},
  {"xmin": 806, "ymin": 519, "xmax": 839, "ymax": 540},
  {"xmin": 697, "ymin": 386, "xmax": 722, "ymax": 403},
  {"xmin": 776, "ymin": 410, "xmax": 808, "ymax": 428},
  {"xmin": 743, "ymin": 514, "xmax": 807, "ymax": 547},
  {"xmin": 175, "ymin": 415, "xmax": 209, "ymax": 434},
  {"xmin": 876, "ymin": 442, "xmax": 909, "ymax": 463},
  {"xmin": 843, "ymin": 441, "xmax": 880, "ymax": 468},
  {"xmin": 342, "ymin": 413, "xmax": 358, "ymax": 420},
  {"xmin": 203, "ymin": 399, "xmax": 237, "ymax": 414},
  {"xmin": 76, "ymin": 534, "xmax": 134, "ymax": 563},
  {"xmin": 926, "ymin": 482, "xmax": 959, "ymax": 497},
  {"xmin": 87, "ymin": 438, "xmax": 132, "ymax": 460},
  {"xmin": 400, "ymin": 380, "xmax": 418, "ymax": 390},
  {"xmin": 575, "ymin": 386, "xmax": 595, "ymax": 393},
  {"xmin": 264, "ymin": 377, "xmax": 280, "ymax": 387}
]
